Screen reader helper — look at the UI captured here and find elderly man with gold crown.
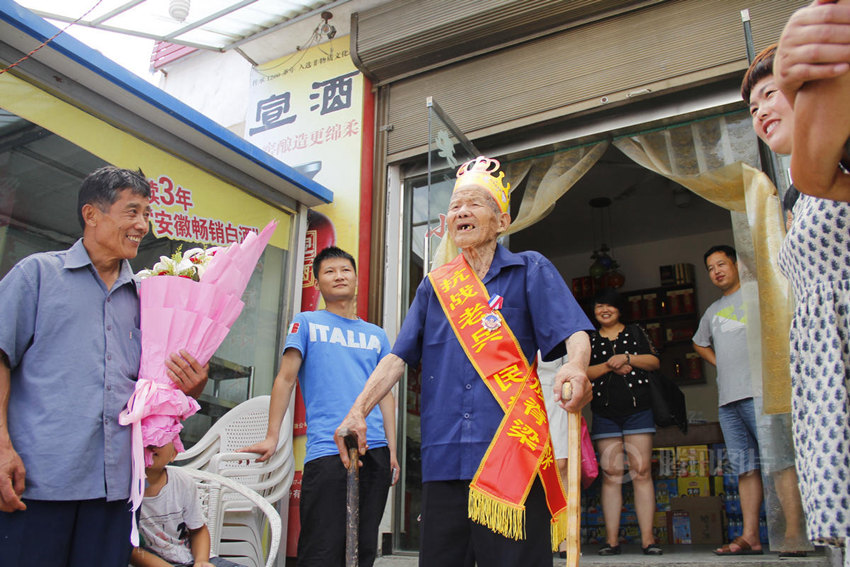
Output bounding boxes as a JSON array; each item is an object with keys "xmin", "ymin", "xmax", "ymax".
[{"xmin": 335, "ymin": 156, "xmax": 593, "ymax": 566}]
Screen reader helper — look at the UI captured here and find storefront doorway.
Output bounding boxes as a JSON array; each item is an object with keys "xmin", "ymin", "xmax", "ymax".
[{"xmin": 391, "ymin": 106, "xmax": 790, "ymax": 552}]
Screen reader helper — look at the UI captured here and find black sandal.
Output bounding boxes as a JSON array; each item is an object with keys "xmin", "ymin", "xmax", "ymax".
[
  {"xmin": 642, "ymin": 543, "xmax": 663, "ymax": 555},
  {"xmin": 598, "ymin": 543, "xmax": 621, "ymax": 556}
]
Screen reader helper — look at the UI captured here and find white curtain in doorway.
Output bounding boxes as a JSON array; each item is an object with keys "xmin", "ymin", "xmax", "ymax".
[
  {"xmin": 431, "ymin": 141, "xmax": 609, "ymax": 268},
  {"xmin": 504, "ymin": 142, "xmax": 609, "ymax": 235},
  {"xmin": 612, "ymin": 114, "xmax": 792, "ymax": 415},
  {"xmin": 614, "ymin": 114, "xmax": 806, "ymax": 554}
]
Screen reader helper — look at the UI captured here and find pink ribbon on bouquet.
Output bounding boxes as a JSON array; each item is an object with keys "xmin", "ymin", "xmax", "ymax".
[{"xmin": 121, "ymin": 379, "xmax": 199, "ymax": 544}]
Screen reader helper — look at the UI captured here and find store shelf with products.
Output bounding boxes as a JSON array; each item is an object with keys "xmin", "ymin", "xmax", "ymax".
[
  {"xmin": 623, "ymin": 282, "xmax": 705, "ymax": 386},
  {"xmin": 574, "ymin": 278, "xmax": 705, "ymax": 385}
]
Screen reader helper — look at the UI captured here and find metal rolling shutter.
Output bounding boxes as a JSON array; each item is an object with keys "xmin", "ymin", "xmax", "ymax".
[
  {"xmin": 360, "ymin": 0, "xmax": 803, "ymax": 159},
  {"xmin": 352, "ymin": 0, "xmax": 649, "ymax": 83}
]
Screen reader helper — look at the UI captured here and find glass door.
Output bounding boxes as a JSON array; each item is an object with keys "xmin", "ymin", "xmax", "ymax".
[{"xmin": 394, "ymin": 98, "xmax": 479, "ymax": 551}]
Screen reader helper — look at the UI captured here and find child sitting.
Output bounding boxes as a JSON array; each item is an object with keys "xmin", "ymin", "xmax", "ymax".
[{"xmin": 130, "ymin": 441, "xmax": 243, "ymax": 567}]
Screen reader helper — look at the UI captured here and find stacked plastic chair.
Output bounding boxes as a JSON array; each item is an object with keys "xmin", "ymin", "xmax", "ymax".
[
  {"xmin": 178, "ymin": 467, "xmax": 281, "ymax": 567},
  {"xmin": 176, "ymin": 395, "xmax": 295, "ymax": 567}
]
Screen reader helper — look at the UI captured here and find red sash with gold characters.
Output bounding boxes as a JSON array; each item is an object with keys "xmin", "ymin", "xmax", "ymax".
[{"xmin": 429, "ymin": 254, "xmax": 567, "ymax": 549}]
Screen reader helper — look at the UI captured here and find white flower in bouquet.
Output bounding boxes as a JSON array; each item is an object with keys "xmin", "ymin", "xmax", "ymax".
[
  {"xmin": 137, "ymin": 245, "xmax": 220, "ymax": 281},
  {"xmin": 180, "ymin": 247, "xmax": 220, "ymax": 280}
]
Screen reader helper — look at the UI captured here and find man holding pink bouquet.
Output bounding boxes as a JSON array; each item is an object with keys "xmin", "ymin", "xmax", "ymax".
[{"xmin": 0, "ymin": 166, "xmax": 208, "ymax": 567}]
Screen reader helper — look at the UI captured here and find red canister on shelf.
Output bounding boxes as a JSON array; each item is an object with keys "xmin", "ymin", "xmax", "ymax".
[
  {"xmin": 681, "ymin": 288, "xmax": 695, "ymax": 313},
  {"xmin": 646, "ymin": 323, "xmax": 663, "ymax": 348},
  {"xmin": 572, "ymin": 278, "xmax": 583, "ymax": 299},
  {"xmin": 629, "ymin": 295, "xmax": 643, "ymax": 320},
  {"xmin": 643, "ymin": 293, "xmax": 658, "ymax": 318},
  {"xmin": 581, "ymin": 276, "xmax": 593, "ymax": 299},
  {"xmin": 686, "ymin": 352, "xmax": 703, "ymax": 381},
  {"xmin": 668, "ymin": 290, "xmax": 682, "ymax": 315}
]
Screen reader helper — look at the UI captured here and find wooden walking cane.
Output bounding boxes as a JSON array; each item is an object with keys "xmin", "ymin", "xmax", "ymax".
[
  {"xmin": 562, "ymin": 382, "xmax": 582, "ymax": 567},
  {"xmin": 342, "ymin": 431, "xmax": 360, "ymax": 567}
]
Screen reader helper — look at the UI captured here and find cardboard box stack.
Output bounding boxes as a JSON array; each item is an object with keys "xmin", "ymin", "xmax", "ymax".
[
  {"xmin": 723, "ymin": 466, "xmax": 769, "ymax": 543},
  {"xmin": 648, "ymin": 443, "xmax": 729, "ymax": 545},
  {"xmin": 581, "ymin": 484, "xmax": 604, "ymax": 545},
  {"xmin": 580, "ymin": 442, "xmax": 753, "ymax": 547},
  {"xmin": 580, "ymin": 477, "xmax": 641, "ymax": 545}
]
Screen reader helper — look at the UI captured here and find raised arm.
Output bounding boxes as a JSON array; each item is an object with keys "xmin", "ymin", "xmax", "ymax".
[
  {"xmin": 239, "ymin": 348, "xmax": 302, "ymax": 462},
  {"xmin": 775, "ymin": 0, "xmax": 850, "ymax": 101},
  {"xmin": 789, "ymin": 60, "xmax": 850, "ymax": 200},
  {"xmin": 775, "ymin": 0, "xmax": 850, "ymax": 200},
  {"xmin": 335, "ymin": 353, "xmax": 406, "ymax": 467},
  {"xmin": 0, "ymin": 351, "xmax": 26, "ymax": 513}
]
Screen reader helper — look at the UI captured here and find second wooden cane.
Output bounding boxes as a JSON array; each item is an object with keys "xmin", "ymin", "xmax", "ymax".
[{"xmin": 343, "ymin": 433, "xmax": 360, "ymax": 567}]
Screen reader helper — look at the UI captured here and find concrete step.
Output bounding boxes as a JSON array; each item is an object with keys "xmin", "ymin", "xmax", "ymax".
[{"xmin": 374, "ymin": 544, "xmax": 832, "ymax": 566}]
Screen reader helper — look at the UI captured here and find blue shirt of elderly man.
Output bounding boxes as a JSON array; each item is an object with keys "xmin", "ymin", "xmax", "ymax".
[{"xmin": 0, "ymin": 166, "xmax": 208, "ymax": 567}]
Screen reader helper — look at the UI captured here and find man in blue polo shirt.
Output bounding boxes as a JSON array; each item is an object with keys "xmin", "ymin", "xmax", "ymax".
[
  {"xmin": 335, "ymin": 156, "xmax": 593, "ymax": 567},
  {"xmin": 241, "ymin": 246, "xmax": 397, "ymax": 567},
  {"xmin": 0, "ymin": 166, "xmax": 208, "ymax": 567}
]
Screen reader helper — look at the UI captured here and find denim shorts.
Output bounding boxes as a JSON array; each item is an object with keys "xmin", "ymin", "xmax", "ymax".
[
  {"xmin": 590, "ymin": 408, "xmax": 656, "ymax": 440},
  {"xmin": 718, "ymin": 397, "xmax": 760, "ymax": 475}
]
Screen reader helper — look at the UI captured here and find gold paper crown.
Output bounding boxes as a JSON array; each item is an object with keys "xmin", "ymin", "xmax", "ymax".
[{"xmin": 453, "ymin": 156, "xmax": 511, "ymax": 213}]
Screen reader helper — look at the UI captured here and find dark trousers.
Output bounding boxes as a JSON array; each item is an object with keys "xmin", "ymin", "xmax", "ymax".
[
  {"xmin": 419, "ymin": 479, "xmax": 553, "ymax": 567},
  {"xmin": 297, "ymin": 446, "xmax": 391, "ymax": 567},
  {"xmin": 0, "ymin": 497, "xmax": 133, "ymax": 567}
]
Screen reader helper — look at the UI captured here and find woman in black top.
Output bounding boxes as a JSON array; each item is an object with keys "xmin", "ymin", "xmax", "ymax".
[{"xmin": 587, "ymin": 289, "xmax": 661, "ymax": 556}]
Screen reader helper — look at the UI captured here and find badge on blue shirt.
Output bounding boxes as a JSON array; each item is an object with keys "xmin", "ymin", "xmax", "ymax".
[{"xmin": 482, "ymin": 294, "xmax": 503, "ymax": 331}]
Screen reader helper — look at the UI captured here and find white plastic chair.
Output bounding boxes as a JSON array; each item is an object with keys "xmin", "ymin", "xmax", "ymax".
[
  {"xmin": 178, "ymin": 467, "xmax": 281, "ymax": 567},
  {"xmin": 176, "ymin": 396, "xmax": 274, "ymax": 470},
  {"xmin": 175, "ymin": 395, "xmax": 295, "ymax": 566},
  {"xmin": 175, "ymin": 395, "xmax": 294, "ymax": 506}
]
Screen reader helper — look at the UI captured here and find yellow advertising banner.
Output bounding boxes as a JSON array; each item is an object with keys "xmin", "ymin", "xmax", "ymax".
[
  {"xmin": 245, "ymin": 37, "xmax": 370, "ymax": 558},
  {"xmin": 245, "ymin": 36, "xmax": 365, "ymax": 307},
  {"xmin": 0, "ymin": 72, "xmax": 290, "ymax": 250}
]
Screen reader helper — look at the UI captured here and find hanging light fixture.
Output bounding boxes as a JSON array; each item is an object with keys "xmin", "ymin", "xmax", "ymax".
[
  {"xmin": 588, "ymin": 197, "xmax": 625, "ymax": 288},
  {"xmin": 169, "ymin": 0, "xmax": 190, "ymax": 22}
]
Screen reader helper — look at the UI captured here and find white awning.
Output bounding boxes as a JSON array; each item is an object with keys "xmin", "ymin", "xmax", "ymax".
[{"xmin": 15, "ymin": 0, "xmax": 340, "ymax": 51}]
